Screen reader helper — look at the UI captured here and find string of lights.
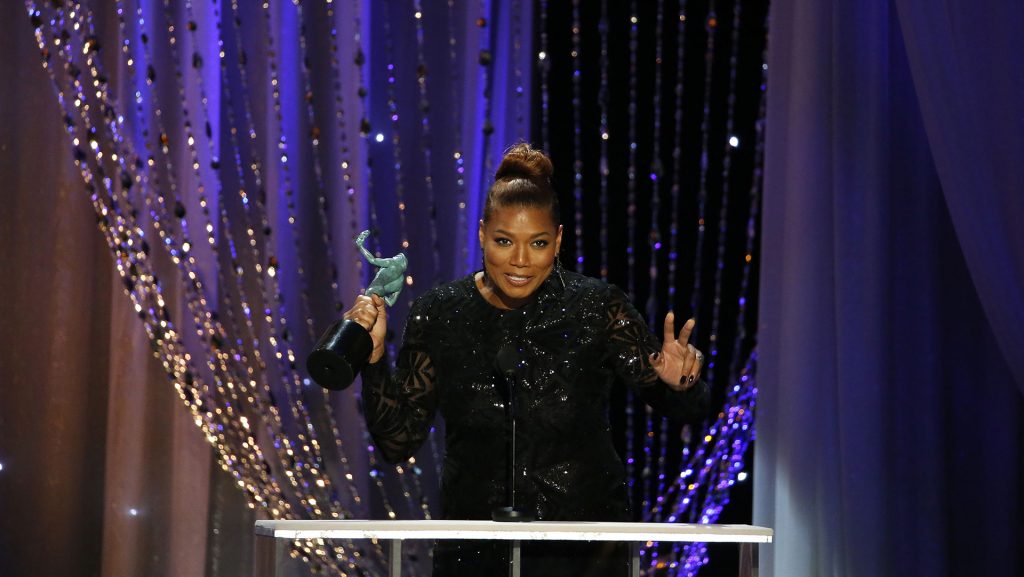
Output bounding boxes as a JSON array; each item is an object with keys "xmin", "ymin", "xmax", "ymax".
[
  {"xmin": 447, "ymin": 0, "xmax": 470, "ymax": 277},
  {"xmin": 411, "ymin": 0, "xmax": 442, "ymax": 290},
  {"xmin": 475, "ymin": 0, "xmax": 496, "ymax": 186},
  {"xmin": 687, "ymin": 0, "xmax": 719, "ymax": 328},
  {"xmin": 509, "ymin": 0, "xmax": 528, "ymax": 139},
  {"xmin": 597, "ymin": 0, "xmax": 610, "ymax": 283},
  {"xmin": 570, "ymin": 0, "xmax": 584, "ymax": 272},
  {"xmin": 641, "ymin": 0, "xmax": 669, "ymax": 532},
  {"xmin": 643, "ymin": 0, "xmax": 675, "ymax": 553},
  {"xmin": 623, "ymin": 0, "xmax": 641, "ymax": 511},
  {"xmin": 537, "ymin": 0, "xmax": 551, "ymax": 152}
]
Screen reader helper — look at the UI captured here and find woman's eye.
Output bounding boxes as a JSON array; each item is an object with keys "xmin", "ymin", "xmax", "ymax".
[
  {"xmin": 495, "ymin": 238, "xmax": 512, "ymax": 246},
  {"xmin": 532, "ymin": 240, "xmax": 549, "ymax": 248}
]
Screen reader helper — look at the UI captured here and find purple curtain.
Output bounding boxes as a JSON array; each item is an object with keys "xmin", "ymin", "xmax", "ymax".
[
  {"xmin": 894, "ymin": 0, "xmax": 1024, "ymax": 393},
  {"xmin": 755, "ymin": 0, "xmax": 1023, "ymax": 576}
]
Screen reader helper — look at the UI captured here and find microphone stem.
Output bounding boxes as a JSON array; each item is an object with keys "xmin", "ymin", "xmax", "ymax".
[
  {"xmin": 492, "ymin": 367, "xmax": 533, "ymax": 522},
  {"xmin": 509, "ymin": 411, "xmax": 516, "ymax": 509}
]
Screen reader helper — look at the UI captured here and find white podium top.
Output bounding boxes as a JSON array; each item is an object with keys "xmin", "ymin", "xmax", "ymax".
[{"xmin": 255, "ymin": 519, "xmax": 773, "ymax": 544}]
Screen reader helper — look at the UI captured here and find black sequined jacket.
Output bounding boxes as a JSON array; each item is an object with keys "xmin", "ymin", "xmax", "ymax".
[{"xmin": 361, "ymin": 270, "xmax": 709, "ymax": 522}]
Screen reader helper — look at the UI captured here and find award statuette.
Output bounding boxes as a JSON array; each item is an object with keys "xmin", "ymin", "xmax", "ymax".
[{"xmin": 307, "ymin": 231, "xmax": 408, "ymax": 391}]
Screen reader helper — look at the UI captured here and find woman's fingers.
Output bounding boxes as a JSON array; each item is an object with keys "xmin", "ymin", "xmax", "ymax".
[
  {"xmin": 662, "ymin": 311, "xmax": 676, "ymax": 345},
  {"xmin": 663, "ymin": 313, "xmax": 697, "ymax": 344},
  {"xmin": 343, "ymin": 294, "xmax": 379, "ymax": 331},
  {"xmin": 342, "ymin": 294, "xmax": 389, "ymax": 363},
  {"xmin": 681, "ymin": 343, "xmax": 699, "ymax": 384},
  {"xmin": 367, "ymin": 294, "xmax": 387, "ymax": 363},
  {"xmin": 648, "ymin": 350, "xmax": 664, "ymax": 371},
  {"xmin": 653, "ymin": 313, "xmax": 705, "ymax": 389},
  {"xmin": 678, "ymin": 317, "xmax": 696, "ymax": 345},
  {"xmin": 369, "ymin": 294, "xmax": 387, "ymax": 335}
]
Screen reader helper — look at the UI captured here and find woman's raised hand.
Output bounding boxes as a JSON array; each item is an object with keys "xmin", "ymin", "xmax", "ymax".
[
  {"xmin": 342, "ymin": 293, "xmax": 387, "ymax": 364},
  {"xmin": 648, "ymin": 312, "xmax": 705, "ymax": 391}
]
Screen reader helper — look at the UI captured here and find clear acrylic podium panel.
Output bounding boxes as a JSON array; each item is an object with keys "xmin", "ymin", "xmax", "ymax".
[{"xmin": 254, "ymin": 519, "xmax": 773, "ymax": 577}]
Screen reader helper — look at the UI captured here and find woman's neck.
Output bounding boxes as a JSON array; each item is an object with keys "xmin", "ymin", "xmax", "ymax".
[{"xmin": 474, "ymin": 271, "xmax": 530, "ymax": 310}]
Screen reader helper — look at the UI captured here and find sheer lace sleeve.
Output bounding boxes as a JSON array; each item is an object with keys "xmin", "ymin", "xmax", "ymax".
[
  {"xmin": 603, "ymin": 285, "xmax": 710, "ymax": 423},
  {"xmin": 360, "ymin": 295, "xmax": 438, "ymax": 463}
]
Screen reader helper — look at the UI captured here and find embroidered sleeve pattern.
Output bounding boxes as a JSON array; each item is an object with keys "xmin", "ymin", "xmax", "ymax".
[
  {"xmin": 603, "ymin": 285, "xmax": 710, "ymax": 423},
  {"xmin": 360, "ymin": 299, "xmax": 439, "ymax": 463}
]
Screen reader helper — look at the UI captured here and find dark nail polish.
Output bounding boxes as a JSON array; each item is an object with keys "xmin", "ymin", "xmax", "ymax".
[{"xmin": 688, "ymin": 375, "xmax": 695, "ymax": 383}]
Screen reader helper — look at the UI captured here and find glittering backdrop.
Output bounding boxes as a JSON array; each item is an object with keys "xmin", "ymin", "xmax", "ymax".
[{"xmin": 3, "ymin": 0, "xmax": 767, "ymax": 575}]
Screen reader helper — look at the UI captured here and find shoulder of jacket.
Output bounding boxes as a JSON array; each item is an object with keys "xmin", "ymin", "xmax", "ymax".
[
  {"xmin": 561, "ymin": 271, "xmax": 619, "ymax": 299},
  {"xmin": 410, "ymin": 275, "xmax": 473, "ymax": 311}
]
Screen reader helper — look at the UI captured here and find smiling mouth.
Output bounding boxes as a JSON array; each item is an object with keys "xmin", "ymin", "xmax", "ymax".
[{"xmin": 504, "ymin": 273, "xmax": 533, "ymax": 287}]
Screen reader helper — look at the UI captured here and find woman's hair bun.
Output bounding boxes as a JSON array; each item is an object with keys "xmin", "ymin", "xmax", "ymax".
[
  {"xmin": 494, "ymin": 142, "xmax": 553, "ymax": 182},
  {"xmin": 483, "ymin": 142, "xmax": 560, "ymax": 226}
]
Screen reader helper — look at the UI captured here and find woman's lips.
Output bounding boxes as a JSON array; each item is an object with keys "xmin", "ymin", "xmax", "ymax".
[{"xmin": 504, "ymin": 273, "xmax": 532, "ymax": 287}]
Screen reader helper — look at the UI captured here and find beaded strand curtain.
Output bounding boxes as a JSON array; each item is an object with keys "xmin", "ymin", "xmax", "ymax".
[
  {"xmin": 23, "ymin": 0, "xmax": 767, "ymax": 575},
  {"xmin": 539, "ymin": 1, "xmax": 768, "ymax": 573}
]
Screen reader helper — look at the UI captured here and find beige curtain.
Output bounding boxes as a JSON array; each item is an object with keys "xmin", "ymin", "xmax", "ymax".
[{"xmin": 0, "ymin": 2, "xmax": 253, "ymax": 575}]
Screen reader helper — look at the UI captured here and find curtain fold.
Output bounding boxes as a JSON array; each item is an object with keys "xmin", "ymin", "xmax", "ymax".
[
  {"xmin": 893, "ymin": 0, "xmax": 1024, "ymax": 394},
  {"xmin": 756, "ymin": 0, "xmax": 1023, "ymax": 575},
  {"xmin": 1, "ymin": 6, "xmax": 112, "ymax": 577}
]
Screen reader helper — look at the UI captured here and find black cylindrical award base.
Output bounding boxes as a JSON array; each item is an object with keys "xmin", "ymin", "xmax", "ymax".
[{"xmin": 307, "ymin": 319, "xmax": 373, "ymax": 391}]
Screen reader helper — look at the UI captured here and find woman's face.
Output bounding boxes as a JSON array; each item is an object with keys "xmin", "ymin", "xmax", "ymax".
[{"xmin": 478, "ymin": 205, "xmax": 563, "ymax": 309}]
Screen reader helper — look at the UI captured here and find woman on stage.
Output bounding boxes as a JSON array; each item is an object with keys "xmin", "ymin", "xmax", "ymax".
[{"xmin": 344, "ymin": 143, "xmax": 709, "ymax": 576}]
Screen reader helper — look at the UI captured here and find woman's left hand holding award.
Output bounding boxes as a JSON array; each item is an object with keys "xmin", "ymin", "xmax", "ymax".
[{"xmin": 307, "ymin": 231, "xmax": 408, "ymax": 391}]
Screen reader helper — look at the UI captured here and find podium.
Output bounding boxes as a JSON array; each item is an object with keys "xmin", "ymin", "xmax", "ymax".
[{"xmin": 255, "ymin": 519, "xmax": 773, "ymax": 577}]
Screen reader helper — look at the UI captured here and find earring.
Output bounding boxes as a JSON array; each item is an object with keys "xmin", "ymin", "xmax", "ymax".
[{"xmin": 554, "ymin": 254, "xmax": 566, "ymax": 288}]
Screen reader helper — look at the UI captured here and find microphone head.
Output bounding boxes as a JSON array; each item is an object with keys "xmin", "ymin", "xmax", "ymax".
[{"xmin": 495, "ymin": 343, "xmax": 519, "ymax": 377}]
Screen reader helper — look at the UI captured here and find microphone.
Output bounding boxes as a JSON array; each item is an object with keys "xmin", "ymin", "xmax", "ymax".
[
  {"xmin": 492, "ymin": 343, "xmax": 534, "ymax": 522},
  {"xmin": 494, "ymin": 344, "xmax": 518, "ymax": 392},
  {"xmin": 495, "ymin": 344, "xmax": 517, "ymax": 374}
]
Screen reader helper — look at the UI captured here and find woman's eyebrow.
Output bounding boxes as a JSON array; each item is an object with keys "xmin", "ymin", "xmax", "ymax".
[{"xmin": 493, "ymin": 229, "xmax": 552, "ymax": 238}]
